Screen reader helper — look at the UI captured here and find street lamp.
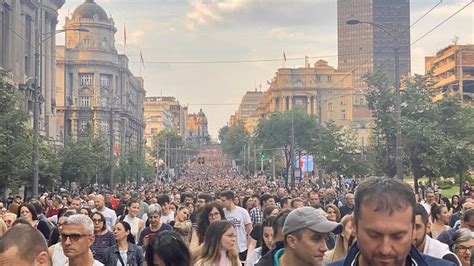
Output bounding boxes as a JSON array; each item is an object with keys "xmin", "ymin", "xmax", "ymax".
[
  {"xmin": 346, "ymin": 19, "xmax": 403, "ymax": 180},
  {"xmin": 32, "ymin": 26, "xmax": 89, "ymax": 199}
]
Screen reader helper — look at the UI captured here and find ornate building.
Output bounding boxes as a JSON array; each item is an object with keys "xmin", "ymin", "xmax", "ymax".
[
  {"xmin": 56, "ymin": 0, "xmax": 145, "ymax": 154},
  {"xmin": 186, "ymin": 109, "xmax": 209, "ymax": 145},
  {"xmin": 247, "ymin": 60, "xmax": 353, "ymax": 132},
  {"xmin": 0, "ymin": 0, "xmax": 65, "ymax": 144},
  {"xmin": 143, "ymin": 96, "xmax": 188, "ymax": 148}
]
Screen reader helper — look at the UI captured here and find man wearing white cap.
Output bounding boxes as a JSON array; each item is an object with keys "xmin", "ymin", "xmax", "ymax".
[{"xmin": 274, "ymin": 206, "xmax": 343, "ymax": 266}]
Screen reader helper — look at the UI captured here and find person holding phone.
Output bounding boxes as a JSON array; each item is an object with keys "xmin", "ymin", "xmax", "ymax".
[{"xmin": 137, "ymin": 204, "xmax": 172, "ymax": 250}]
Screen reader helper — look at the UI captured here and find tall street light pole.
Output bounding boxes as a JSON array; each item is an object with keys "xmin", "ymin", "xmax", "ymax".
[
  {"xmin": 346, "ymin": 19, "xmax": 403, "ymax": 180},
  {"xmin": 32, "ymin": 15, "xmax": 89, "ymax": 198}
]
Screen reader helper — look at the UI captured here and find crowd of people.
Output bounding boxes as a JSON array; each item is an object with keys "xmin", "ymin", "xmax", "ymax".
[{"xmin": 0, "ymin": 148, "xmax": 473, "ymax": 266}]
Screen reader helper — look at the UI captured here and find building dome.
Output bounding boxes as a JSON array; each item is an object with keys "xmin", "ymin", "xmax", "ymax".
[{"xmin": 72, "ymin": 0, "xmax": 108, "ymax": 21}]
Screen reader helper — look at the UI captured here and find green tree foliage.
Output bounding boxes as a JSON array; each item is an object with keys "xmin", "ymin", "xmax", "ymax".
[
  {"xmin": 312, "ymin": 122, "xmax": 369, "ymax": 177},
  {"xmin": 218, "ymin": 125, "xmax": 230, "ymax": 143},
  {"xmin": 365, "ymin": 69, "xmax": 397, "ymax": 176},
  {"xmin": 255, "ymin": 110, "xmax": 320, "ymax": 170},
  {"xmin": 221, "ymin": 122, "xmax": 249, "ymax": 161},
  {"xmin": 366, "ymin": 70, "xmax": 474, "ymax": 188},
  {"xmin": 0, "ymin": 71, "xmax": 32, "ymax": 192},
  {"xmin": 149, "ymin": 128, "xmax": 183, "ymax": 159},
  {"xmin": 59, "ymin": 130, "xmax": 110, "ymax": 185}
]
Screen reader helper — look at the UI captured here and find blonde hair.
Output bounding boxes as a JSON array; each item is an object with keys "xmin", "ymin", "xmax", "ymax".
[
  {"xmin": 329, "ymin": 214, "xmax": 354, "ymax": 263},
  {"xmin": 0, "ymin": 219, "xmax": 7, "ymax": 236}
]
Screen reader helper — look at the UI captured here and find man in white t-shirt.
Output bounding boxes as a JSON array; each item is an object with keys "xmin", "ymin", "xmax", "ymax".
[
  {"xmin": 94, "ymin": 194, "xmax": 117, "ymax": 231},
  {"xmin": 221, "ymin": 190, "xmax": 253, "ymax": 262}
]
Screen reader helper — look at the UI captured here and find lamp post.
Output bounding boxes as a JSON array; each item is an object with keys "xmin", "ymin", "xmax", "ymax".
[
  {"xmin": 32, "ymin": 10, "xmax": 89, "ymax": 199},
  {"xmin": 346, "ymin": 19, "xmax": 403, "ymax": 180}
]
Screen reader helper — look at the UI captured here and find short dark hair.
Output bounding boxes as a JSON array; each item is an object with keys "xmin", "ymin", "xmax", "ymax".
[
  {"xmin": 0, "ymin": 224, "xmax": 47, "ymax": 263},
  {"xmin": 430, "ymin": 204, "xmax": 446, "ymax": 223},
  {"xmin": 354, "ymin": 177, "xmax": 416, "ymax": 224},
  {"xmin": 220, "ymin": 191, "xmax": 234, "ymax": 200},
  {"xmin": 198, "ymin": 193, "xmax": 212, "ymax": 203},
  {"xmin": 157, "ymin": 194, "xmax": 171, "ymax": 206},
  {"xmin": 280, "ymin": 197, "xmax": 291, "ymax": 207},
  {"xmin": 415, "ymin": 203, "xmax": 429, "ymax": 225},
  {"xmin": 260, "ymin": 194, "xmax": 273, "ymax": 206},
  {"xmin": 180, "ymin": 192, "xmax": 194, "ymax": 204}
]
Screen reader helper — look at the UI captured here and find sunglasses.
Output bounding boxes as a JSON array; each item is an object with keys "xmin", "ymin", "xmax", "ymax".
[{"xmin": 61, "ymin": 233, "xmax": 91, "ymax": 242}]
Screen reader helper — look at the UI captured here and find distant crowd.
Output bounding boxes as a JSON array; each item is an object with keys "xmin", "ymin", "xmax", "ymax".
[{"xmin": 0, "ymin": 148, "xmax": 473, "ymax": 266}]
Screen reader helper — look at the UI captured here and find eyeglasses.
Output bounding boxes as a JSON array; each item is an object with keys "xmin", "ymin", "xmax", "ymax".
[
  {"xmin": 208, "ymin": 212, "xmax": 220, "ymax": 218},
  {"xmin": 456, "ymin": 245, "xmax": 473, "ymax": 254},
  {"xmin": 61, "ymin": 233, "xmax": 91, "ymax": 242},
  {"xmin": 92, "ymin": 219, "xmax": 103, "ymax": 223}
]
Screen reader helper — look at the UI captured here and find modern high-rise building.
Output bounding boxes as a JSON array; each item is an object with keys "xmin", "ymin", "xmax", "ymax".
[{"xmin": 337, "ymin": 0, "xmax": 411, "ymax": 91}]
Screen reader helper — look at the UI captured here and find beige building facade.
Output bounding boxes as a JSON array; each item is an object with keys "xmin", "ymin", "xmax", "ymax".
[
  {"xmin": 0, "ymin": 0, "xmax": 65, "ymax": 144},
  {"xmin": 425, "ymin": 44, "xmax": 474, "ymax": 104},
  {"xmin": 143, "ymin": 96, "xmax": 187, "ymax": 148},
  {"xmin": 187, "ymin": 109, "xmax": 209, "ymax": 145},
  {"xmin": 56, "ymin": 0, "xmax": 145, "ymax": 154},
  {"xmin": 247, "ymin": 60, "xmax": 353, "ymax": 132}
]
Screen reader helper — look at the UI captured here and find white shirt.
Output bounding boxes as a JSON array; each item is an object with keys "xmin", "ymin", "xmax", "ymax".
[
  {"xmin": 160, "ymin": 211, "xmax": 175, "ymax": 224},
  {"xmin": 422, "ymin": 235, "xmax": 460, "ymax": 262},
  {"xmin": 99, "ymin": 207, "xmax": 117, "ymax": 231},
  {"xmin": 224, "ymin": 206, "xmax": 252, "ymax": 253}
]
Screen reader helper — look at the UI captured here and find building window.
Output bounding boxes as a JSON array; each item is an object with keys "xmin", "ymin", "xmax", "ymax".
[
  {"xmin": 79, "ymin": 73, "xmax": 93, "ymax": 86},
  {"xmin": 100, "ymin": 74, "xmax": 111, "ymax": 87},
  {"xmin": 100, "ymin": 120, "xmax": 109, "ymax": 133},
  {"xmin": 79, "ymin": 96, "xmax": 91, "ymax": 107},
  {"xmin": 341, "ymin": 110, "xmax": 346, "ymax": 120},
  {"xmin": 151, "ymin": 128, "xmax": 158, "ymax": 134},
  {"xmin": 99, "ymin": 95, "xmax": 108, "ymax": 107},
  {"xmin": 315, "ymin": 75, "xmax": 321, "ymax": 83},
  {"xmin": 328, "ymin": 103, "xmax": 333, "ymax": 111},
  {"xmin": 359, "ymin": 98, "xmax": 364, "ymax": 105},
  {"xmin": 79, "ymin": 120, "xmax": 91, "ymax": 132},
  {"xmin": 327, "ymin": 75, "xmax": 332, "ymax": 82}
]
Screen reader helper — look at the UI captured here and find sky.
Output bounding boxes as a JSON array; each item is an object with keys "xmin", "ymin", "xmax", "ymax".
[{"xmin": 56, "ymin": 0, "xmax": 474, "ymax": 138}]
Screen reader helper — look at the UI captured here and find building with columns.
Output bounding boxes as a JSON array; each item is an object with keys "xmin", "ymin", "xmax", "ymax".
[
  {"xmin": 56, "ymin": 0, "xmax": 145, "ymax": 154},
  {"xmin": 247, "ymin": 60, "xmax": 353, "ymax": 132},
  {"xmin": 0, "ymin": 0, "xmax": 65, "ymax": 144}
]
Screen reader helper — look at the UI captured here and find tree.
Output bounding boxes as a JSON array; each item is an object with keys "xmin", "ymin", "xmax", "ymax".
[
  {"xmin": 254, "ymin": 110, "xmax": 320, "ymax": 173},
  {"xmin": 149, "ymin": 128, "xmax": 183, "ymax": 160},
  {"xmin": 311, "ymin": 122, "xmax": 369, "ymax": 177},
  {"xmin": 221, "ymin": 122, "xmax": 249, "ymax": 161},
  {"xmin": 364, "ymin": 69, "xmax": 397, "ymax": 177},
  {"xmin": 59, "ymin": 130, "xmax": 110, "ymax": 185},
  {"xmin": 218, "ymin": 125, "xmax": 230, "ymax": 143},
  {"xmin": 0, "ymin": 71, "xmax": 35, "ymax": 194}
]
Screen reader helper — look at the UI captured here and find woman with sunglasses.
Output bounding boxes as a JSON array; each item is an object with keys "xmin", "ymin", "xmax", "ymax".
[
  {"xmin": 146, "ymin": 231, "xmax": 191, "ymax": 266},
  {"xmin": 190, "ymin": 202, "xmax": 226, "ymax": 252},
  {"xmin": 90, "ymin": 212, "xmax": 116, "ymax": 263},
  {"xmin": 195, "ymin": 220, "xmax": 240, "ymax": 266},
  {"xmin": 103, "ymin": 221, "xmax": 144, "ymax": 266}
]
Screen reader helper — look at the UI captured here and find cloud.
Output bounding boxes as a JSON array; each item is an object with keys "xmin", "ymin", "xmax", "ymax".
[{"xmin": 184, "ymin": 0, "xmax": 334, "ymax": 31}]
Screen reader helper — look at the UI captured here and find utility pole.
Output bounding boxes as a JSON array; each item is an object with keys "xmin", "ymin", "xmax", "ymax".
[
  {"xmin": 394, "ymin": 47, "xmax": 403, "ymax": 180},
  {"xmin": 32, "ymin": 5, "xmax": 41, "ymax": 199},
  {"xmin": 290, "ymin": 111, "xmax": 295, "ymax": 189}
]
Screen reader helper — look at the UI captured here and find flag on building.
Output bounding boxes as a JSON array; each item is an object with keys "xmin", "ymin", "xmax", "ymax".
[
  {"xmin": 124, "ymin": 24, "xmax": 127, "ymax": 47},
  {"xmin": 140, "ymin": 49, "xmax": 145, "ymax": 69}
]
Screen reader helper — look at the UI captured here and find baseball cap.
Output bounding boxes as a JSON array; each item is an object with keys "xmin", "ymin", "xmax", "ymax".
[{"xmin": 283, "ymin": 207, "xmax": 343, "ymax": 235}]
